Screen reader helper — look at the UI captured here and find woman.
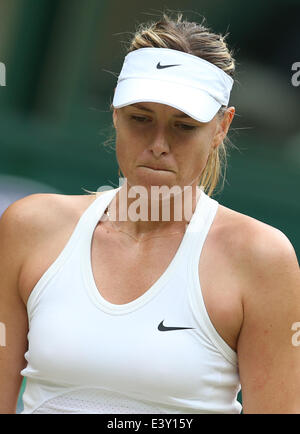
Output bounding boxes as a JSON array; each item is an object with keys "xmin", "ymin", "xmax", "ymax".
[{"xmin": 1, "ymin": 13, "xmax": 300, "ymax": 414}]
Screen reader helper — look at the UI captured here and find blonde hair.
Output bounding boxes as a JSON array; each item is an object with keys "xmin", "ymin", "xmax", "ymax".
[{"xmin": 86, "ymin": 12, "xmax": 237, "ymax": 198}]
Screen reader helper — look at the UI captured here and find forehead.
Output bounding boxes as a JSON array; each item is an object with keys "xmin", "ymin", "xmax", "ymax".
[{"xmin": 129, "ymin": 102, "xmax": 193, "ymax": 119}]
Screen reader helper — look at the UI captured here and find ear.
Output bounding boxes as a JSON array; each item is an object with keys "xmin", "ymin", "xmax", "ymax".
[{"xmin": 212, "ymin": 107, "xmax": 235, "ymax": 149}]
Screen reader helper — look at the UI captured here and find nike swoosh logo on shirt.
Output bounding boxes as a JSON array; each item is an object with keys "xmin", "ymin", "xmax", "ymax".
[
  {"xmin": 158, "ymin": 320, "xmax": 195, "ymax": 331},
  {"xmin": 156, "ymin": 62, "xmax": 181, "ymax": 69}
]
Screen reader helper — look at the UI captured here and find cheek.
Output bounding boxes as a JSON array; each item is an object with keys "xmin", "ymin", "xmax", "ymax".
[
  {"xmin": 176, "ymin": 140, "xmax": 210, "ymax": 167},
  {"xmin": 115, "ymin": 134, "xmax": 128, "ymax": 170},
  {"xmin": 115, "ymin": 127, "xmax": 141, "ymax": 171},
  {"xmin": 192, "ymin": 131, "xmax": 214, "ymax": 162},
  {"xmin": 174, "ymin": 141, "xmax": 211, "ymax": 182}
]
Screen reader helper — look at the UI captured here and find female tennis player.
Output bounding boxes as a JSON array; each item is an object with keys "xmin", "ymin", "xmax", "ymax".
[{"xmin": 1, "ymin": 13, "xmax": 300, "ymax": 414}]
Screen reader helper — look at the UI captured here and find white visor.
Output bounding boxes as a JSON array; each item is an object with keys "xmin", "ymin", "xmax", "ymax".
[{"xmin": 112, "ymin": 47, "xmax": 234, "ymax": 123}]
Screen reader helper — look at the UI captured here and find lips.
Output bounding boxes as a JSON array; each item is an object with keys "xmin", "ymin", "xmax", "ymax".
[{"xmin": 140, "ymin": 165, "xmax": 173, "ymax": 172}]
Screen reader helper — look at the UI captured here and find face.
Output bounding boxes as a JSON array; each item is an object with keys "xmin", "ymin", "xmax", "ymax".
[{"xmin": 113, "ymin": 102, "xmax": 235, "ymax": 191}]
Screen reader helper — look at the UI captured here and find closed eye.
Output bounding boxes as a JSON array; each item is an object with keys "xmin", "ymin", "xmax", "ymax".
[
  {"xmin": 176, "ymin": 123, "xmax": 197, "ymax": 131},
  {"xmin": 131, "ymin": 115, "xmax": 149, "ymax": 123},
  {"xmin": 130, "ymin": 115, "xmax": 197, "ymax": 131}
]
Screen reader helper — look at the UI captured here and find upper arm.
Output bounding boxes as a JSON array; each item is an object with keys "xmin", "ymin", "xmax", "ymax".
[
  {"xmin": 0, "ymin": 194, "xmax": 47, "ymax": 413},
  {"xmin": 237, "ymin": 224, "xmax": 300, "ymax": 413}
]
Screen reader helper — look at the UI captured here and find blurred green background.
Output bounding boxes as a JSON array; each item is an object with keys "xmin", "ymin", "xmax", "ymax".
[{"xmin": 0, "ymin": 0, "xmax": 299, "ymax": 413}]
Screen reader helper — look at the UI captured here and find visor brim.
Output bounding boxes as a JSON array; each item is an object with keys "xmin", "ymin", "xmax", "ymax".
[{"xmin": 112, "ymin": 78, "xmax": 221, "ymax": 123}]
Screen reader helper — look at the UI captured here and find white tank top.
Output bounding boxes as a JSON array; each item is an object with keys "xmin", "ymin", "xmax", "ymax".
[{"xmin": 20, "ymin": 187, "xmax": 242, "ymax": 414}]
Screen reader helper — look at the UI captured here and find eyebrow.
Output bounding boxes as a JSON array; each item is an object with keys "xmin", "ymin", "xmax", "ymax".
[{"xmin": 130, "ymin": 103, "xmax": 192, "ymax": 119}]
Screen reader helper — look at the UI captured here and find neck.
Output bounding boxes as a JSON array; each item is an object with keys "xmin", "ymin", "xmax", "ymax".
[{"xmin": 104, "ymin": 180, "xmax": 202, "ymax": 237}]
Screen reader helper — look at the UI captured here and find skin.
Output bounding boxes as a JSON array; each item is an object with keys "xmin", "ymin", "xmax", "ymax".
[
  {"xmin": 1, "ymin": 100, "xmax": 299, "ymax": 414},
  {"xmin": 111, "ymin": 101, "xmax": 235, "ymax": 238}
]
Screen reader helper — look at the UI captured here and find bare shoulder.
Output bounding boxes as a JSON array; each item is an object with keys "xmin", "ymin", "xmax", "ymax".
[
  {"xmin": 2, "ymin": 191, "xmax": 98, "ymax": 227},
  {"xmin": 3, "ymin": 191, "xmax": 96, "ymax": 221},
  {"xmin": 216, "ymin": 203, "xmax": 300, "ymax": 331},
  {"xmin": 1, "ymin": 192, "xmax": 98, "ymax": 267},
  {"xmin": 216, "ymin": 204, "xmax": 299, "ymax": 275},
  {"xmin": 221, "ymin": 204, "xmax": 300, "ymax": 311}
]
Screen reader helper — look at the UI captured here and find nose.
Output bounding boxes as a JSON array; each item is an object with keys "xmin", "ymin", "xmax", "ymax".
[{"xmin": 148, "ymin": 127, "xmax": 170, "ymax": 158}]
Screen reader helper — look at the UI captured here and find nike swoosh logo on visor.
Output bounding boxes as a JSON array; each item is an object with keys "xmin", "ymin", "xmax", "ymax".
[
  {"xmin": 156, "ymin": 62, "xmax": 181, "ymax": 69},
  {"xmin": 158, "ymin": 320, "xmax": 195, "ymax": 332}
]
